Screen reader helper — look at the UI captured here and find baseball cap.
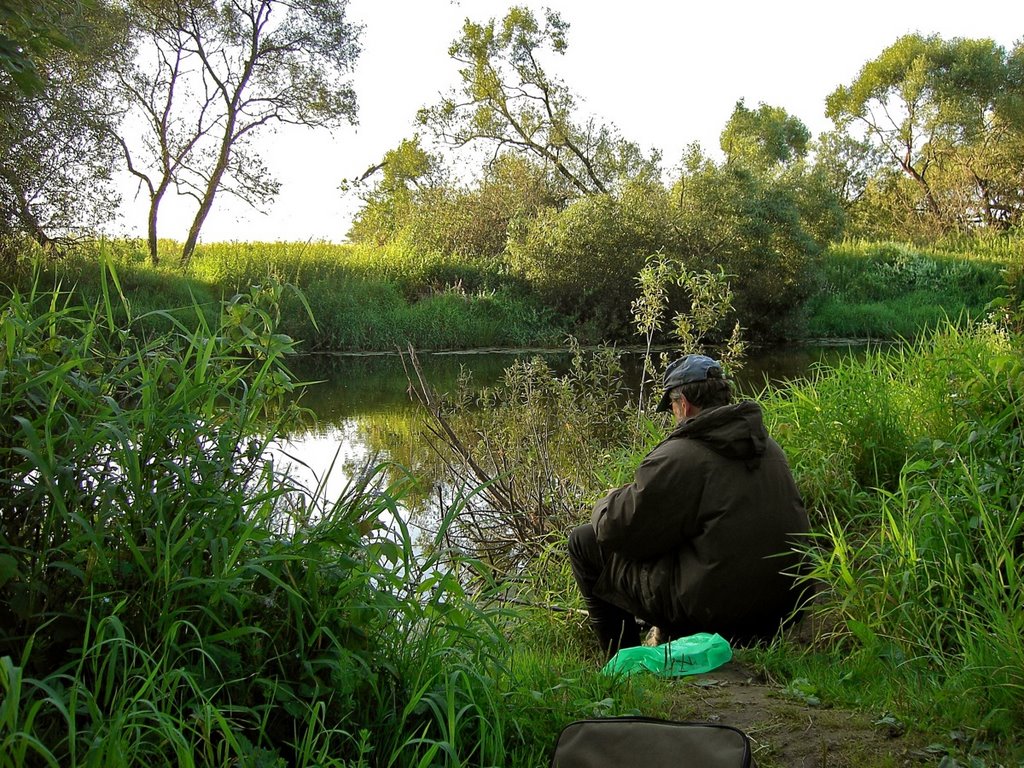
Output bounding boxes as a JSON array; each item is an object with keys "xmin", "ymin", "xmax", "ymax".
[{"xmin": 655, "ymin": 354, "xmax": 723, "ymax": 412}]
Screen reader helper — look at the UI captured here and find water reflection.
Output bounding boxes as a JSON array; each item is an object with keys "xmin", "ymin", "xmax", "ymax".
[{"xmin": 272, "ymin": 344, "xmax": 869, "ymax": 500}]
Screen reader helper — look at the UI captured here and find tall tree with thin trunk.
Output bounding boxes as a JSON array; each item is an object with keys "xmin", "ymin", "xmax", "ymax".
[
  {"xmin": 418, "ymin": 6, "xmax": 657, "ymax": 201},
  {"xmin": 118, "ymin": 0, "xmax": 361, "ymax": 267}
]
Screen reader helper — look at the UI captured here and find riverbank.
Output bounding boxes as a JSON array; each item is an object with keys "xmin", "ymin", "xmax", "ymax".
[
  {"xmin": 2, "ymin": 274, "xmax": 1022, "ymax": 766},
  {"xmin": 395, "ymin": 315, "xmax": 1024, "ymax": 766},
  {"xmin": 2, "ymin": 234, "xmax": 1013, "ymax": 351}
]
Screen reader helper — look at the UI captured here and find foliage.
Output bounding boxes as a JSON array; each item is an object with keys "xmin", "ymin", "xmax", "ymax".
[
  {"xmin": 759, "ymin": 321, "xmax": 1024, "ymax": 744},
  {"xmin": 187, "ymin": 240, "xmax": 563, "ymax": 351},
  {"xmin": 812, "ymin": 128, "xmax": 888, "ymax": 228},
  {"xmin": 507, "ymin": 180, "xmax": 680, "ymax": 338},
  {"xmin": 720, "ymin": 99, "xmax": 811, "ymax": 172},
  {"xmin": 827, "ymin": 34, "xmax": 1024, "ymax": 236},
  {"xmin": 418, "ymin": 5, "xmax": 659, "ymax": 198},
  {"xmin": 5, "ymin": 239, "xmax": 565, "ymax": 352},
  {"xmin": 345, "ymin": 135, "xmax": 448, "ymax": 247},
  {"xmin": 986, "ymin": 231, "xmax": 1024, "ymax": 334},
  {"xmin": 0, "ymin": 263, "xmax": 651, "ymax": 767},
  {"xmin": 803, "ymin": 238, "xmax": 1009, "ymax": 338},
  {"xmin": 0, "ymin": 0, "xmax": 93, "ymax": 94},
  {"xmin": 116, "ymin": 0, "xmax": 362, "ymax": 266},
  {"xmin": 409, "ymin": 342, "xmax": 634, "ymax": 573},
  {"xmin": 672, "ymin": 143, "xmax": 840, "ymax": 340},
  {"xmin": 0, "ymin": 1, "xmax": 124, "ymax": 246},
  {"xmin": 350, "ymin": 144, "xmax": 563, "ymax": 263},
  {"xmin": 631, "ymin": 254, "xmax": 746, "ymax": 419}
]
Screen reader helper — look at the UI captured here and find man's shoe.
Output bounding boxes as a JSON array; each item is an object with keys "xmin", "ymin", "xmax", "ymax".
[{"xmin": 642, "ymin": 626, "xmax": 668, "ymax": 646}]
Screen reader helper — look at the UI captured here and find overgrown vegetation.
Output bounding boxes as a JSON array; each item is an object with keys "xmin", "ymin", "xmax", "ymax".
[
  {"xmin": 4, "ymin": 5, "xmax": 1024, "ymax": 762},
  {"xmin": 4, "ymin": 231, "xmax": 1017, "ymax": 352},
  {"xmin": 2, "ymin": 245, "xmax": 1022, "ymax": 766},
  {"xmin": 754, "ymin": 322, "xmax": 1023, "ymax": 756},
  {"xmin": 0, "ymin": 269, "xmax": 656, "ymax": 767},
  {"xmin": 2, "ymin": 238, "xmax": 567, "ymax": 351},
  {"xmin": 802, "ymin": 238, "xmax": 1009, "ymax": 338},
  {"xmin": 399, "ymin": 258, "xmax": 1024, "ymax": 763}
]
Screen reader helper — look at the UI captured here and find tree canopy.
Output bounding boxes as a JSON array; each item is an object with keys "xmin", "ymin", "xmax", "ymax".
[
  {"xmin": 0, "ymin": 1, "xmax": 125, "ymax": 246},
  {"xmin": 827, "ymin": 33, "xmax": 1024, "ymax": 234},
  {"xmin": 0, "ymin": 0, "xmax": 91, "ymax": 94},
  {"xmin": 418, "ymin": 6, "xmax": 658, "ymax": 199},
  {"xmin": 118, "ymin": 0, "xmax": 362, "ymax": 265}
]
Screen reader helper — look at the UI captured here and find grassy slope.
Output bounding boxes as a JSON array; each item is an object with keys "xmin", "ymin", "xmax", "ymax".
[
  {"xmin": 802, "ymin": 238, "xmax": 1010, "ymax": 339},
  {"xmin": 4, "ymin": 233, "xmax": 1018, "ymax": 351}
]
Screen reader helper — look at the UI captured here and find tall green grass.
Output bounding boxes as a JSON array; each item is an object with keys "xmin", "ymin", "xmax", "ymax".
[
  {"xmin": 188, "ymin": 240, "xmax": 564, "ymax": 351},
  {"xmin": 757, "ymin": 321, "xmax": 1024, "ymax": 749},
  {"xmin": 803, "ymin": 240, "xmax": 1009, "ymax": 339},
  {"xmin": 5, "ymin": 233, "xmax": 1016, "ymax": 350},
  {"xmin": 0, "ymin": 264, "xmax": 655, "ymax": 767},
  {"xmin": 3, "ymin": 240, "xmax": 565, "ymax": 352}
]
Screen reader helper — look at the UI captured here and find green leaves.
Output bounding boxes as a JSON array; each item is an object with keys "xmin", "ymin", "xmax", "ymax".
[
  {"xmin": 827, "ymin": 33, "xmax": 1024, "ymax": 235},
  {"xmin": 721, "ymin": 99, "xmax": 811, "ymax": 172},
  {"xmin": 0, "ymin": 261, "xmax": 546, "ymax": 766},
  {"xmin": 420, "ymin": 6, "xmax": 656, "ymax": 198}
]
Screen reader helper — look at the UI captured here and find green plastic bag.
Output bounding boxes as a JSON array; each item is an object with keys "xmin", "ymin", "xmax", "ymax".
[{"xmin": 601, "ymin": 632, "xmax": 732, "ymax": 678}]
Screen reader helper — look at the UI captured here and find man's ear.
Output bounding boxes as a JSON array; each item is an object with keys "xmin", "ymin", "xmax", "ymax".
[{"xmin": 671, "ymin": 395, "xmax": 687, "ymax": 420}]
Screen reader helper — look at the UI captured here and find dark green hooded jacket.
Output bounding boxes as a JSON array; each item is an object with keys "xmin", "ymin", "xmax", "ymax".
[{"xmin": 591, "ymin": 400, "xmax": 809, "ymax": 642}]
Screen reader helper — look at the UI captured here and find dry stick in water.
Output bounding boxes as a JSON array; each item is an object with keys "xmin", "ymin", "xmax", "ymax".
[
  {"xmin": 400, "ymin": 346, "xmax": 592, "ymax": 617},
  {"xmin": 400, "ymin": 345, "xmax": 521, "ymax": 517}
]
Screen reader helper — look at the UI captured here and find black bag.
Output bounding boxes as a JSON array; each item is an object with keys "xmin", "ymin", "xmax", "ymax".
[{"xmin": 551, "ymin": 717, "xmax": 754, "ymax": 767}]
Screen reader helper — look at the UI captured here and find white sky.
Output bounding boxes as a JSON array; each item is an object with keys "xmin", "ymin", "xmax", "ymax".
[{"xmin": 111, "ymin": 0, "xmax": 1024, "ymax": 245}]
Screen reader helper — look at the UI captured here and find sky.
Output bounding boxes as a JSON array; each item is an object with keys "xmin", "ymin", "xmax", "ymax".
[{"xmin": 111, "ymin": 0, "xmax": 1024, "ymax": 245}]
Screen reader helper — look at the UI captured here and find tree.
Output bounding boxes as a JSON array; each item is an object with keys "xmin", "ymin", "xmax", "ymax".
[
  {"xmin": 672, "ymin": 138, "xmax": 841, "ymax": 340},
  {"xmin": 117, "ymin": 0, "xmax": 361, "ymax": 267},
  {"xmin": 0, "ymin": 0, "xmax": 89, "ymax": 95},
  {"xmin": 720, "ymin": 99, "xmax": 811, "ymax": 173},
  {"xmin": 507, "ymin": 179, "xmax": 678, "ymax": 337},
  {"xmin": 348, "ymin": 141, "xmax": 561, "ymax": 259},
  {"xmin": 826, "ymin": 34, "xmax": 1022, "ymax": 234},
  {"xmin": 718, "ymin": 101, "xmax": 844, "ymax": 263},
  {"xmin": 346, "ymin": 135, "xmax": 446, "ymax": 246},
  {"xmin": 812, "ymin": 129, "xmax": 887, "ymax": 211},
  {"xmin": 0, "ymin": 1, "xmax": 125, "ymax": 247},
  {"xmin": 418, "ymin": 6, "xmax": 657, "ymax": 199}
]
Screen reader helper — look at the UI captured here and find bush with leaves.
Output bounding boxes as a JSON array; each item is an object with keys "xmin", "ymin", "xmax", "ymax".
[
  {"xmin": 672, "ymin": 145, "xmax": 840, "ymax": 340},
  {"xmin": 508, "ymin": 180, "xmax": 681, "ymax": 339}
]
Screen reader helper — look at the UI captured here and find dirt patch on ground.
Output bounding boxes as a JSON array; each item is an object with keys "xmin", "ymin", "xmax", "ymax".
[{"xmin": 659, "ymin": 660, "xmax": 934, "ymax": 768}]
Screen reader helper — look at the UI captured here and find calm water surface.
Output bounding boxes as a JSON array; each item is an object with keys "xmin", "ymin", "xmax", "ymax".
[{"xmin": 267, "ymin": 344, "xmax": 868, "ymax": 501}]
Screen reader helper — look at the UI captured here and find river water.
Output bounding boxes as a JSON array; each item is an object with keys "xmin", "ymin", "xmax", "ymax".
[{"xmin": 267, "ymin": 343, "xmax": 866, "ymax": 504}]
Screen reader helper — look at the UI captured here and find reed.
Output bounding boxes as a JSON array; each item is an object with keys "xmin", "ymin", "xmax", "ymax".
[
  {"xmin": 756, "ymin": 320, "xmax": 1024, "ymax": 745},
  {"xmin": 0, "ymin": 260, "xmax": 609, "ymax": 767}
]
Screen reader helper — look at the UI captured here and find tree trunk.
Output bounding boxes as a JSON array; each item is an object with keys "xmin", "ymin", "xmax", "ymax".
[
  {"xmin": 147, "ymin": 197, "xmax": 160, "ymax": 266},
  {"xmin": 146, "ymin": 178, "xmax": 173, "ymax": 266},
  {"xmin": 180, "ymin": 110, "xmax": 239, "ymax": 268},
  {"xmin": 179, "ymin": 161, "xmax": 226, "ymax": 269}
]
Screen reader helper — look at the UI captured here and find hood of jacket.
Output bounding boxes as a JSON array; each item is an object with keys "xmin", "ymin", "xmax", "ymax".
[{"xmin": 669, "ymin": 400, "xmax": 767, "ymax": 466}]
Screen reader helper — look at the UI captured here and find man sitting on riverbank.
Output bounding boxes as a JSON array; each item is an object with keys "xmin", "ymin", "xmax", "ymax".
[{"xmin": 568, "ymin": 354, "xmax": 810, "ymax": 656}]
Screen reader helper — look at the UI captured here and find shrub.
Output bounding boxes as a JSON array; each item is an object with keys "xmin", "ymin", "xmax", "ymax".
[
  {"xmin": 507, "ymin": 181, "xmax": 678, "ymax": 339},
  {"xmin": 672, "ymin": 152, "xmax": 833, "ymax": 340}
]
